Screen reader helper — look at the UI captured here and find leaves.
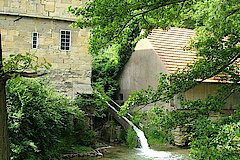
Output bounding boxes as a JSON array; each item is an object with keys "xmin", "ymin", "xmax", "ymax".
[
  {"xmin": 70, "ymin": 1, "xmax": 240, "ymax": 159},
  {"xmin": 1, "ymin": 53, "xmax": 51, "ymax": 80},
  {"xmin": 7, "ymin": 78, "xmax": 84, "ymax": 159}
]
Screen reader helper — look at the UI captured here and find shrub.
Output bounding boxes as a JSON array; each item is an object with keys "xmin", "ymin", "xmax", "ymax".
[
  {"xmin": 190, "ymin": 118, "xmax": 240, "ymax": 160},
  {"xmin": 139, "ymin": 108, "xmax": 174, "ymax": 145},
  {"xmin": 73, "ymin": 117, "xmax": 96, "ymax": 146},
  {"xmin": 145, "ymin": 128, "xmax": 172, "ymax": 145},
  {"xmin": 126, "ymin": 128, "xmax": 138, "ymax": 148},
  {"xmin": 6, "ymin": 78, "xmax": 84, "ymax": 159}
]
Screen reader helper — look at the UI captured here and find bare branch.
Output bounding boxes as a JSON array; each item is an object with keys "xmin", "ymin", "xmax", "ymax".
[
  {"xmin": 18, "ymin": 72, "xmax": 48, "ymax": 78},
  {"xmin": 5, "ymin": 71, "xmax": 48, "ymax": 80}
]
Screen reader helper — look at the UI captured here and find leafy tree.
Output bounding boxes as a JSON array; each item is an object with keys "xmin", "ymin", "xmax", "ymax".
[
  {"xmin": 0, "ymin": 34, "xmax": 50, "ymax": 160},
  {"xmin": 69, "ymin": 0, "xmax": 240, "ymax": 103},
  {"xmin": 70, "ymin": 0, "xmax": 240, "ymax": 159}
]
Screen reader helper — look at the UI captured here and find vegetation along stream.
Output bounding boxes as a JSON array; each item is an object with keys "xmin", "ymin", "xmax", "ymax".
[
  {"xmin": 75, "ymin": 146, "xmax": 191, "ymax": 160},
  {"xmin": 73, "ymin": 119, "xmax": 191, "ymax": 160}
]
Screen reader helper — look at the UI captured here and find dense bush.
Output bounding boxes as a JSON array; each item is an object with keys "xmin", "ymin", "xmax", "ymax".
[
  {"xmin": 73, "ymin": 117, "xmax": 97, "ymax": 146},
  {"xmin": 189, "ymin": 116, "xmax": 240, "ymax": 160},
  {"xmin": 129, "ymin": 100, "xmax": 240, "ymax": 159},
  {"xmin": 126, "ymin": 128, "xmax": 138, "ymax": 149},
  {"xmin": 138, "ymin": 106, "xmax": 240, "ymax": 160},
  {"xmin": 6, "ymin": 78, "xmax": 85, "ymax": 159},
  {"xmin": 138, "ymin": 107, "xmax": 175, "ymax": 145}
]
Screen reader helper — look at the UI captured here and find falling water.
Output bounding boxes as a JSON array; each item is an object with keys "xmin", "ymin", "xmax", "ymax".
[
  {"xmin": 123, "ymin": 117, "xmax": 185, "ymax": 159},
  {"xmin": 132, "ymin": 125, "xmax": 149, "ymax": 149},
  {"xmin": 96, "ymin": 93, "xmax": 189, "ymax": 159}
]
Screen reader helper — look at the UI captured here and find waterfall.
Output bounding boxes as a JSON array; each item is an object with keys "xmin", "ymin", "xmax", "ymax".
[
  {"xmin": 132, "ymin": 125, "xmax": 149, "ymax": 149},
  {"xmin": 123, "ymin": 116, "xmax": 174, "ymax": 159},
  {"xmin": 95, "ymin": 93, "xmax": 179, "ymax": 159},
  {"xmin": 122, "ymin": 117, "xmax": 149, "ymax": 149}
]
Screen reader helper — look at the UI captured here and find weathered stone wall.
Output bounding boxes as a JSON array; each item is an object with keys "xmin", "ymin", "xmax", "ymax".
[
  {"xmin": 171, "ymin": 126, "xmax": 188, "ymax": 146},
  {"xmin": 0, "ymin": 0, "xmax": 88, "ymax": 20},
  {"xmin": 0, "ymin": 14, "xmax": 92, "ymax": 97}
]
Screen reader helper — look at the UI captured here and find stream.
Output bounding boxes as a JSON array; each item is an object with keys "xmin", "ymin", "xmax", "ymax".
[
  {"xmin": 79, "ymin": 96, "xmax": 191, "ymax": 160},
  {"xmin": 75, "ymin": 145, "xmax": 191, "ymax": 160},
  {"xmin": 74, "ymin": 120, "xmax": 191, "ymax": 160}
]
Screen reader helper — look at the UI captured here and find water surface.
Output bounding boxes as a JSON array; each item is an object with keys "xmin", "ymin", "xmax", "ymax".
[{"xmin": 76, "ymin": 145, "xmax": 191, "ymax": 160}]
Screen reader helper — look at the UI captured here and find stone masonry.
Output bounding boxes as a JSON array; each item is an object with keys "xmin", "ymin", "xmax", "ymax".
[{"xmin": 0, "ymin": 0, "xmax": 92, "ymax": 97}]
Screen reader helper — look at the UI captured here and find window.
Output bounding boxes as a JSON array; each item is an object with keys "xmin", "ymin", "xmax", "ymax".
[
  {"xmin": 118, "ymin": 93, "xmax": 124, "ymax": 100},
  {"xmin": 60, "ymin": 30, "xmax": 71, "ymax": 51},
  {"xmin": 32, "ymin": 32, "xmax": 38, "ymax": 49}
]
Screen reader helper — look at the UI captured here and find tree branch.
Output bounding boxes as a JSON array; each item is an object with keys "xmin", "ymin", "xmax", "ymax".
[
  {"xmin": 18, "ymin": 72, "xmax": 48, "ymax": 78},
  {"xmin": 5, "ymin": 71, "xmax": 48, "ymax": 80},
  {"xmin": 222, "ymin": 86, "xmax": 238, "ymax": 101},
  {"xmin": 226, "ymin": 6, "xmax": 240, "ymax": 18},
  {"xmin": 110, "ymin": 0, "xmax": 187, "ymax": 42}
]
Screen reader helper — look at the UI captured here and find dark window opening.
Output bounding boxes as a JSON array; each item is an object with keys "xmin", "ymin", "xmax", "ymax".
[
  {"xmin": 32, "ymin": 32, "xmax": 38, "ymax": 49},
  {"xmin": 60, "ymin": 30, "xmax": 71, "ymax": 51}
]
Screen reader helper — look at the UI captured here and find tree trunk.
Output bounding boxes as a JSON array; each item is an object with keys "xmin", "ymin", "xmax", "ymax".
[
  {"xmin": 0, "ymin": 32, "xmax": 10, "ymax": 159},
  {"xmin": 0, "ymin": 80, "xmax": 10, "ymax": 160}
]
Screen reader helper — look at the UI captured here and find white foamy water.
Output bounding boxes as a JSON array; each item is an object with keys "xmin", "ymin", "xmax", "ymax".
[
  {"xmin": 123, "ymin": 117, "xmax": 188, "ymax": 159},
  {"xmin": 132, "ymin": 125, "xmax": 173, "ymax": 159},
  {"xmin": 132, "ymin": 125, "xmax": 149, "ymax": 149},
  {"xmin": 96, "ymin": 93, "xmax": 189, "ymax": 159}
]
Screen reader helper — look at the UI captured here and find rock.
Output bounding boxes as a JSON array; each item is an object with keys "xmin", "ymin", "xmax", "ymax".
[
  {"xmin": 61, "ymin": 146, "xmax": 113, "ymax": 159},
  {"xmin": 96, "ymin": 152, "xmax": 103, "ymax": 157},
  {"xmin": 172, "ymin": 126, "xmax": 189, "ymax": 146}
]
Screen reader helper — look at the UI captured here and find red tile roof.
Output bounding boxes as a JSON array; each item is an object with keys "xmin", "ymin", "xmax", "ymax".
[
  {"xmin": 147, "ymin": 27, "xmax": 197, "ymax": 74},
  {"xmin": 147, "ymin": 28, "xmax": 238, "ymax": 83}
]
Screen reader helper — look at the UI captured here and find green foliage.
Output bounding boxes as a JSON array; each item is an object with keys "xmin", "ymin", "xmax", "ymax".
[
  {"xmin": 68, "ymin": 0, "xmax": 190, "ymax": 49},
  {"xmin": 91, "ymin": 45, "xmax": 121, "ymax": 96},
  {"xmin": 2, "ymin": 53, "xmax": 51, "ymax": 74},
  {"xmin": 70, "ymin": 0, "xmax": 240, "ymax": 159},
  {"xmin": 89, "ymin": 27, "xmax": 140, "ymax": 98},
  {"xmin": 189, "ymin": 117, "xmax": 240, "ymax": 160},
  {"xmin": 74, "ymin": 91, "xmax": 109, "ymax": 117},
  {"xmin": 73, "ymin": 117, "xmax": 96, "ymax": 146},
  {"xmin": 145, "ymin": 128, "xmax": 172, "ymax": 145},
  {"xmin": 126, "ymin": 128, "xmax": 138, "ymax": 149},
  {"xmin": 142, "ymin": 108, "xmax": 175, "ymax": 145},
  {"xmin": 6, "ymin": 78, "xmax": 84, "ymax": 159},
  {"xmin": 1, "ymin": 53, "xmax": 51, "ymax": 81}
]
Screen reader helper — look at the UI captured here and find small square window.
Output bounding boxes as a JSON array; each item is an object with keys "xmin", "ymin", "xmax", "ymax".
[
  {"xmin": 60, "ymin": 30, "xmax": 71, "ymax": 51},
  {"xmin": 118, "ymin": 94, "xmax": 123, "ymax": 100},
  {"xmin": 32, "ymin": 32, "xmax": 38, "ymax": 49}
]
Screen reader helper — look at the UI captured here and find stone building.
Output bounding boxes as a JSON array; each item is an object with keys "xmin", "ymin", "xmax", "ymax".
[{"xmin": 0, "ymin": 0, "xmax": 92, "ymax": 97}]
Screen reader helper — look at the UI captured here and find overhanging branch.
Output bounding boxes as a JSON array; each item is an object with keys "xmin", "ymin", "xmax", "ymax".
[
  {"xmin": 5, "ymin": 71, "xmax": 48, "ymax": 80},
  {"xmin": 18, "ymin": 72, "xmax": 48, "ymax": 78},
  {"xmin": 110, "ymin": 0, "xmax": 187, "ymax": 42}
]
